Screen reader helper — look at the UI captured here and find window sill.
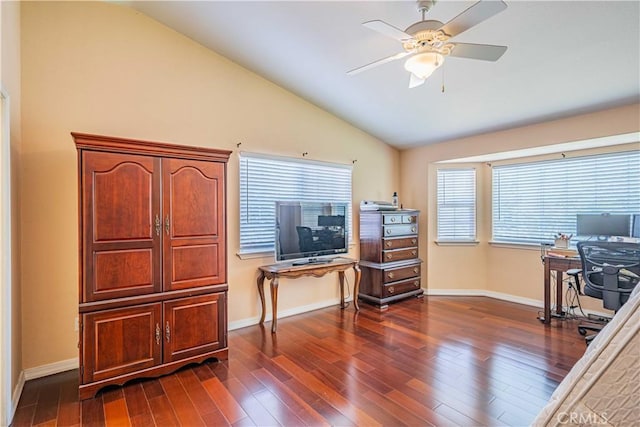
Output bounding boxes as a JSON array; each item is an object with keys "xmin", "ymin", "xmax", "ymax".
[
  {"xmin": 488, "ymin": 241, "xmax": 542, "ymax": 251},
  {"xmin": 236, "ymin": 251, "xmax": 273, "ymax": 260},
  {"xmin": 434, "ymin": 240, "xmax": 479, "ymax": 246}
]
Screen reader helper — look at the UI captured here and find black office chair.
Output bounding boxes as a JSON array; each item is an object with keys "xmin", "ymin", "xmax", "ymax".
[
  {"xmin": 576, "ymin": 241, "xmax": 640, "ymax": 343},
  {"xmin": 296, "ymin": 226, "xmax": 317, "ymax": 252}
]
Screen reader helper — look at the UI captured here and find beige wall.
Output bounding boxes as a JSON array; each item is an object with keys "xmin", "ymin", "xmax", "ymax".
[
  {"xmin": 401, "ymin": 104, "xmax": 640, "ymax": 312},
  {"xmin": 20, "ymin": 1, "xmax": 398, "ymax": 370},
  {"xmin": 1, "ymin": 0, "xmax": 23, "ymax": 411}
]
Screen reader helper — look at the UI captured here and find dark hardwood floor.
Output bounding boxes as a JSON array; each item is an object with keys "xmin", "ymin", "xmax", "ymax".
[{"xmin": 12, "ymin": 296, "xmax": 586, "ymax": 426}]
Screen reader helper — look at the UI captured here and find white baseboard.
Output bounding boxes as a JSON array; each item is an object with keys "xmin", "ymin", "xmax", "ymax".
[
  {"xmin": 229, "ymin": 296, "xmax": 350, "ymax": 331},
  {"xmin": 424, "ymin": 288, "xmax": 610, "ymax": 318},
  {"xmin": 23, "ymin": 357, "xmax": 78, "ymax": 381},
  {"xmin": 9, "ymin": 370, "xmax": 25, "ymax": 425}
]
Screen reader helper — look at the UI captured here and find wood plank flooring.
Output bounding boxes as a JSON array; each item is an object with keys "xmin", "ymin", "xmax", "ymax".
[{"xmin": 11, "ymin": 296, "xmax": 587, "ymax": 426}]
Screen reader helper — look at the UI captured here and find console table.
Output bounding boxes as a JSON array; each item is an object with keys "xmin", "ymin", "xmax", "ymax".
[
  {"xmin": 257, "ymin": 257, "xmax": 361, "ymax": 332},
  {"xmin": 542, "ymin": 255, "xmax": 582, "ymax": 324}
]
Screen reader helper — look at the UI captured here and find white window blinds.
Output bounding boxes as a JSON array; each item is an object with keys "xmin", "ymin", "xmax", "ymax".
[
  {"xmin": 437, "ymin": 168, "xmax": 477, "ymax": 241},
  {"xmin": 239, "ymin": 153, "xmax": 352, "ymax": 254},
  {"xmin": 492, "ymin": 150, "xmax": 640, "ymax": 244}
]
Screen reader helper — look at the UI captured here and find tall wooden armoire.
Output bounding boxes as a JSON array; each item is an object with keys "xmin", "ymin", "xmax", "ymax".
[{"xmin": 74, "ymin": 132, "xmax": 230, "ymax": 399}]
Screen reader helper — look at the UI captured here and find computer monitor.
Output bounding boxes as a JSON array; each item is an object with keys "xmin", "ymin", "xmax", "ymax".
[
  {"xmin": 576, "ymin": 213, "xmax": 631, "ymax": 238},
  {"xmin": 632, "ymin": 214, "xmax": 640, "ymax": 238}
]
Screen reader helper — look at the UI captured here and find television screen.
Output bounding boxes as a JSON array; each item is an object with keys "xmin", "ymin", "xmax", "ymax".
[
  {"xmin": 275, "ymin": 201, "xmax": 348, "ymax": 264},
  {"xmin": 576, "ymin": 213, "xmax": 631, "ymax": 238},
  {"xmin": 633, "ymin": 214, "xmax": 640, "ymax": 238}
]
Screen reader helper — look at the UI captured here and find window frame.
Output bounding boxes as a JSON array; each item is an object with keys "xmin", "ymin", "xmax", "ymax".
[
  {"xmin": 491, "ymin": 149, "xmax": 640, "ymax": 246},
  {"xmin": 238, "ymin": 152, "xmax": 353, "ymax": 257},
  {"xmin": 436, "ymin": 167, "xmax": 478, "ymax": 244}
]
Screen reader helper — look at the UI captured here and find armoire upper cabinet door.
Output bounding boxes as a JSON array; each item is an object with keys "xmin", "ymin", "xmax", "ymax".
[
  {"xmin": 162, "ymin": 158, "xmax": 226, "ymax": 291},
  {"xmin": 82, "ymin": 151, "xmax": 162, "ymax": 302}
]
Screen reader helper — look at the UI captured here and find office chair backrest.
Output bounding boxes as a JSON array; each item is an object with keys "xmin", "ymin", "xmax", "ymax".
[{"xmin": 576, "ymin": 241, "xmax": 640, "ymax": 311}]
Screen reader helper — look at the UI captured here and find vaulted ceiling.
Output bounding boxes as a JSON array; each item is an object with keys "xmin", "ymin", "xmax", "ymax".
[{"xmin": 121, "ymin": 1, "xmax": 640, "ymax": 149}]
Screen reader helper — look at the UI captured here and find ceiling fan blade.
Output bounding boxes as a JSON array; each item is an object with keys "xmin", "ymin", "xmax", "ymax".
[
  {"xmin": 409, "ymin": 73, "xmax": 425, "ymax": 89},
  {"xmin": 363, "ymin": 20, "xmax": 413, "ymax": 42},
  {"xmin": 347, "ymin": 50, "xmax": 413, "ymax": 75},
  {"xmin": 439, "ymin": 0, "xmax": 507, "ymax": 38},
  {"xmin": 449, "ymin": 43, "xmax": 507, "ymax": 61}
]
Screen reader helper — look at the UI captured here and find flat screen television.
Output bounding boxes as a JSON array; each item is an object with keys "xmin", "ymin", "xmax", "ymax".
[
  {"xmin": 576, "ymin": 213, "xmax": 631, "ymax": 238},
  {"xmin": 275, "ymin": 201, "xmax": 348, "ymax": 264}
]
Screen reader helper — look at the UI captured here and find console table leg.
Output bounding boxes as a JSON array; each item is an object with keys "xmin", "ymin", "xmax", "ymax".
[
  {"xmin": 353, "ymin": 264, "xmax": 361, "ymax": 311},
  {"xmin": 338, "ymin": 271, "xmax": 346, "ymax": 308},
  {"xmin": 257, "ymin": 272, "xmax": 266, "ymax": 324},
  {"xmin": 270, "ymin": 276, "xmax": 279, "ymax": 333}
]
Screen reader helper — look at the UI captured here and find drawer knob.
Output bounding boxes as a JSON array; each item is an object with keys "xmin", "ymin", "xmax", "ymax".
[
  {"xmin": 411, "ymin": 226, "xmax": 417, "ymax": 233},
  {"xmin": 386, "ymin": 253, "xmax": 393, "ymax": 260},
  {"xmin": 388, "ymin": 286, "xmax": 395, "ymax": 294},
  {"xmin": 414, "ymin": 281, "xmax": 419, "ymax": 287},
  {"xmin": 390, "ymin": 217, "xmax": 396, "ymax": 222},
  {"xmin": 388, "ymin": 272, "xmax": 395, "ymax": 279},
  {"xmin": 386, "ymin": 241, "xmax": 393, "ymax": 247},
  {"xmin": 412, "ymin": 239, "xmax": 417, "ymax": 245},
  {"xmin": 413, "ymin": 267, "xmax": 419, "ymax": 274},
  {"xmin": 386, "ymin": 229, "xmax": 392, "ymax": 235},
  {"xmin": 412, "ymin": 250, "xmax": 417, "ymax": 256}
]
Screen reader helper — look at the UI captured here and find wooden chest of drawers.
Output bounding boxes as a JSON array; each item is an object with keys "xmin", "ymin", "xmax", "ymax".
[{"xmin": 359, "ymin": 209, "xmax": 424, "ymax": 309}]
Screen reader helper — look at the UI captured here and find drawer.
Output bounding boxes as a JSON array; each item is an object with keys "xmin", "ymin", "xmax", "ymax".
[
  {"xmin": 383, "ymin": 278, "xmax": 421, "ymax": 298},
  {"xmin": 383, "ymin": 263, "xmax": 421, "ymax": 283},
  {"xmin": 382, "ymin": 247, "xmax": 418, "ymax": 263},
  {"xmin": 383, "ymin": 214, "xmax": 417, "ymax": 225},
  {"xmin": 383, "ymin": 224, "xmax": 418, "ymax": 237},
  {"xmin": 383, "ymin": 236, "xmax": 418, "ymax": 250}
]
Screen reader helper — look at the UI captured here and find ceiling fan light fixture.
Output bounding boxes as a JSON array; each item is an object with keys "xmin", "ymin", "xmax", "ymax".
[{"xmin": 404, "ymin": 51, "xmax": 444, "ymax": 80}]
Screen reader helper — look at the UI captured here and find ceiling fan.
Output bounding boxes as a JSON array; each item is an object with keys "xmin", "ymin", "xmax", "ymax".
[{"xmin": 347, "ymin": 0, "xmax": 508, "ymax": 88}]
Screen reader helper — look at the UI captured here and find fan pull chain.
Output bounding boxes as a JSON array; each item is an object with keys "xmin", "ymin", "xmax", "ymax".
[{"xmin": 441, "ymin": 64, "xmax": 446, "ymax": 93}]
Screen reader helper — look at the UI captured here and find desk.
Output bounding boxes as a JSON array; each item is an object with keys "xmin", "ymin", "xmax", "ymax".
[
  {"xmin": 257, "ymin": 257, "xmax": 361, "ymax": 333},
  {"xmin": 542, "ymin": 256, "xmax": 582, "ymax": 324}
]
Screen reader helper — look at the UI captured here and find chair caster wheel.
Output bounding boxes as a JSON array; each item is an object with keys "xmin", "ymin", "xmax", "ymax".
[{"xmin": 578, "ymin": 327, "xmax": 587, "ymax": 336}]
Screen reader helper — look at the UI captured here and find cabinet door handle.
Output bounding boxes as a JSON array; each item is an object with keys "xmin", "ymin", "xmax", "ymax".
[
  {"xmin": 154, "ymin": 214, "xmax": 161, "ymax": 236},
  {"xmin": 165, "ymin": 321, "xmax": 171, "ymax": 343},
  {"xmin": 155, "ymin": 323, "xmax": 161, "ymax": 345},
  {"xmin": 165, "ymin": 215, "xmax": 170, "ymax": 235}
]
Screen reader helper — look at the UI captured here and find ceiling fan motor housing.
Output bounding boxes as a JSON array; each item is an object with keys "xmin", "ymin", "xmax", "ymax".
[{"xmin": 403, "ymin": 20, "xmax": 453, "ymax": 56}]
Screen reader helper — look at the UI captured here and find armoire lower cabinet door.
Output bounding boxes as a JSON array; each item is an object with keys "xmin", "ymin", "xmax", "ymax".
[
  {"xmin": 163, "ymin": 293, "xmax": 226, "ymax": 363},
  {"xmin": 82, "ymin": 304, "xmax": 163, "ymax": 384}
]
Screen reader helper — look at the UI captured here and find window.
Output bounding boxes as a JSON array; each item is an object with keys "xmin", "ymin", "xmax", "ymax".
[
  {"xmin": 437, "ymin": 168, "xmax": 477, "ymax": 242},
  {"xmin": 492, "ymin": 150, "xmax": 640, "ymax": 244},
  {"xmin": 239, "ymin": 152, "xmax": 352, "ymax": 255}
]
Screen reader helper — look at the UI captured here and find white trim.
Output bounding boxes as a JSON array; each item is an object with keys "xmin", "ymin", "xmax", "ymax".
[
  {"xmin": 423, "ymin": 288, "xmax": 611, "ymax": 318},
  {"xmin": 10, "ymin": 370, "xmax": 24, "ymax": 420},
  {"xmin": 228, "ymin": 296, "xmax": 351, "ymax": 331},
  {"xmin": 437, "ymin": 132, "xmax": 639, "ymax": 163},
  {"xmin": 0, "ymin": 87, "xmax": 13, "ymax": 427},
  {"xmin": 23, "ymin": 358, "xmax": 79, "ymax": 381}
]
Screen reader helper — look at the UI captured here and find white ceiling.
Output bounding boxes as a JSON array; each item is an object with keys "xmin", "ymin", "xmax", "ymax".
[{"xmin": 120, "ymin": 0, "xmax": 640, "ymax": 149}]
